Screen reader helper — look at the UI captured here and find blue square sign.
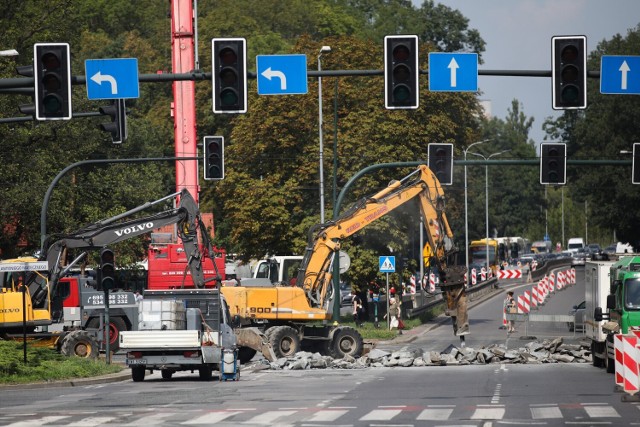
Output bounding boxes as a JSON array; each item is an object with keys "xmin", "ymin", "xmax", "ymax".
[
  {"xmin": 601, "ymin": 55, "xmax": 640, "ymax": 95},
  {"xmin": 85, "ymin": 58, "xmax": 140, "ymax": 100},
  {"xmin": 256, "ymin": 55, "xmax": 308, "ymax": 95},
  {"xmin": 379, "ymin": 256, "xmax": 396, "ymax": 273},
  {"xmin": 428, "ymin": 52, "xmax": 478, "ymax": 92}
]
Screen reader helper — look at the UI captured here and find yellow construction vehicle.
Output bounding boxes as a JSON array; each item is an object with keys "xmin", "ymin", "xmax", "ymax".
[{"xmin": 222, "ymin": 164, "xmax": 469, "ymax": 362}]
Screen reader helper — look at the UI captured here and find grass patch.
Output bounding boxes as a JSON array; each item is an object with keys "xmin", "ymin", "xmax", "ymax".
[{"xmin": 0, "ymin": 341, "xmax": 122, "ymax": 385}]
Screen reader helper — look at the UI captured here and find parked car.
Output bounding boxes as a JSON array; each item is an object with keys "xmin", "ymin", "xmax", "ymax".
[
  {"xmin": 340, "ymin": 282, "xmax": 354, "ymax": 306},
  {"xmin": 568, "ymin": 300, "xmax": 586, "ymax": 332}
]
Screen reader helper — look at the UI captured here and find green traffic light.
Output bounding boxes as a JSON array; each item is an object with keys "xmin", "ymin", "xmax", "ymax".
[
  {"xmin": 392, "ymin": 85, "xmax": 410, "ymax": 102},
  {"xmin": 43, "ymin": 94, "xmax": 62, "ymax": 113},
  {"xmin": 220, "ymin": 88, "xmax": 239, "ymax": 106}
]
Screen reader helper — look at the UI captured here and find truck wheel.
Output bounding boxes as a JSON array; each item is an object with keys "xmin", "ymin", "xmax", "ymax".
[
  {"xmin": 591, "ymin": 341, "xmax": 604, "ymax": 368},
  {"xmin": 131, "ymin": 366, "xmax": 146, "ymax": 382},
  {"xmin": 605, "ymin": 340, "xmax": 615, "ymax": 374},
  {"xmin": 238, "ymin": 346, "xmax": 257, "ymax": 364},
  {"xmin": 199, "ymin": 366, "xmax": 213, "ymax": 381},
  {"xmin": 60, "ymin": 331, "xmax": 99, "ymax": 359},
  {"xmin": 161, "ymin": 369, "xmax": 173, "ymax": 380},
  {"xmin": 88, "ymin": 316, "xmax": 127, "ymax": 353},
  {"xmin": 330, "ymin": 327, "xmax": 364, "ymax": 359},
  {"xmin": 269, "ymin": 326, "xmax": 300, "ymax": 358}
]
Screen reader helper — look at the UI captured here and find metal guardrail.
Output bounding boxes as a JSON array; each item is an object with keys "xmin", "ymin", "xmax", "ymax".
[{"xmin": 405, "ymin": 277, "xmax": 498, "ymax": 318}]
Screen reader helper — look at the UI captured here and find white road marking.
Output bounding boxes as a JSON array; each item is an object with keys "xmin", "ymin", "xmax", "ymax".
[{"xmin": 360, "ymin": 409, "xmax": 402, "ymax": 420}]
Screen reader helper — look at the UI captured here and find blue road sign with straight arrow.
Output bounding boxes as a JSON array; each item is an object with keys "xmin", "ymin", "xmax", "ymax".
[
  {"xmin": 85, "ymin": 58, "xmax": 139, "ymax": 100},
  {"xmin": 601, "ymin": 55, "xmax": 640, "ymax": 95},
  {"xmin": 428, "ymin": 52, "xmax": 478, "ymax": 92},
  {"xmin": 256, "ymin": 54, "xmax": 308, "ymax": 95}
]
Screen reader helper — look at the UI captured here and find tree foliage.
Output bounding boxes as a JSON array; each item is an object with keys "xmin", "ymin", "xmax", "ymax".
[{"xmin": 0, "ymin": 0, "xmax": 494, "ymax": 286}]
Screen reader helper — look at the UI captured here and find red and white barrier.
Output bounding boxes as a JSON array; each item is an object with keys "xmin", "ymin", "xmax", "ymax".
[
  {"xmin": 471, "ymin": 268, "xmax": 477, "ymax": 286},
  {"xmin": 480, "ymin": 267, "xmax": 487, "ymax": 281},
  {"xmin": 517, "ymin": 294, "xmax": 530, "ymax": 314},
  {"xmin": 622, "ymin": 335, "xmax": 639, "ymax": 395},
  {"xmin": 615, "ymin": 334, "xmax": 625, "ymax": 388},
  {"xmin": 549, "ymin": 273, "xmax": 556, "ymax": 293},
  {"xmin": 429, "ymin": 273, "xmax": 436, "ymax": 293},
  {"xmin": 497, "ymin": 269, "xmax": 522, "ymax": 279},
  {"xmin": 531, "ymin": 286, "xmax": 538, "ymax": 309}
]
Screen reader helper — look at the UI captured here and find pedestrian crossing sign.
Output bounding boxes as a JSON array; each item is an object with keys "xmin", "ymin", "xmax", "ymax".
[{"xmin": 379, "ymin": 256, "xmax": 396, "ymax": 273}]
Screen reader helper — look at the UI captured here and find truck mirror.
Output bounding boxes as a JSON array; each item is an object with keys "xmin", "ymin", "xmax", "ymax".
[
  {"xmin": 232, "ymin": 314, "xmax": 241, "ymax": 328},
  {"xmin": 606, "ymin": 294, "xmax": 616, "ymax": 310},
  {"xmin": 594, "ymin": 307, "xmax": 603, "ymax": 321},
  {"xmin": 610, "ymin": 280, "xmax": 621, "ymax": 294}
]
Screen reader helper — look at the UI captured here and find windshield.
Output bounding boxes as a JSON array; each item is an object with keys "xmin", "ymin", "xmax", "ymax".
[
  {"xmin": 470, "ymin": 246, "xmax": 496, "ymax": 264},
  {"xmin": 624, "ymin": 278, "xmax": 640, "ymax": 310}
]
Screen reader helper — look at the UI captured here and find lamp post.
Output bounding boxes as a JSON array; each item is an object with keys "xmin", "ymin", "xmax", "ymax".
[
  {"xmin": 463, "ymin": 139, "xmax": 489, "ymax": 284},
  {"xmin": 469, "ymin": 149, "xmax": 511, "ymax": 273},
  {"xmin": 318, "ymin": 45, "xmax": 331, "ymax": 223}
]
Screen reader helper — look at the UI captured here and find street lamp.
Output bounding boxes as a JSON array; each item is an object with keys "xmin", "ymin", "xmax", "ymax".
[
  {"xmin": 318, "ymin": 45, "xmax": 331, "ymax": 223},
  {"xmin": 463, "ymin": 139, "xmax": 489, "ymax": 284},
  {"xmin": 469, "ymin": 149, "xmax": 511, "ymax": 274}
]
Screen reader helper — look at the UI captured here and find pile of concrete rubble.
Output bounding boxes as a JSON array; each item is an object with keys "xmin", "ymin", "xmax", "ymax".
[{"xmin": 255, "ymin": 338, "xmax": 593, "ymax": 371}]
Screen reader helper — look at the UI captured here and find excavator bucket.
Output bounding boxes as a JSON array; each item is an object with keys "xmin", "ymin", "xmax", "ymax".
[
  {"xmin": 234, "ymin": 327, "xmax": 277, "ymax": 362},
  {"xmin": 440, "ymin": 265, "xmax": 470, "ymax": 336}
]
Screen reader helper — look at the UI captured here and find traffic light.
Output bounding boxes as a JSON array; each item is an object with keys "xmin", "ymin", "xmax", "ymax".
[
  {"xmin": 98, "ymin": 99, "xmax": 127, "ymax": 143},
  {"xmin": 212, "ymin": 38, "xmax": 247, "ymax": 114},
  {"xmin": 384, "ymin": 35, "xmax": 419, "ymax": 109},
  {"xmin": 428, "ymin": 143, "xmax": 453, "ymax": 185},
  {"xmin": 203, "ymin": 136, "xmax": 224, "ymax": 180},
  {"xmin": 33, "ymin": 43, "xmax": 72, "ymax": 120},
  {"xmin": 633, "ymin": 143, "xmax": 640, "ymax": 185},
  {"xmin": 15, "ymin": 65, "xmax": 36, "ymax": 116},
  {"xmin": 552, "ymin": 36, "xmax": 587, "ymax": 110},
  {"xmin": 540, "ymin": 143, "xmax": 567, "ymax": 185},
  {"xmin": 99, "ymin": 248, "xmax": 116, "ymax": 291}
]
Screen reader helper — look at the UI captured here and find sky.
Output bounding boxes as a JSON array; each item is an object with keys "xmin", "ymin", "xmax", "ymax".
[{"xmin": 418, "ymin": 0, "xmax": 640, "ymax": 144}]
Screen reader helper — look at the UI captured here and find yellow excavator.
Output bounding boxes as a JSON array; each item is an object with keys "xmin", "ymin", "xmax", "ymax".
[{"xmin": 221, "ymin": 165, "xmax": 469, "ymax": 362}]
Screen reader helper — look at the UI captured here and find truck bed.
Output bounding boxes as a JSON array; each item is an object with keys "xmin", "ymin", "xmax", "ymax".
[{"xmin": 119, "ymin": 330, "xmax": 201, "ymax": 349}]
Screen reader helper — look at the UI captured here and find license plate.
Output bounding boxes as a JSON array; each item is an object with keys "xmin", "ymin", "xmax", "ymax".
[{"xmin": 126, "ymin": 359, "xmax": 147, "ymax": 365}]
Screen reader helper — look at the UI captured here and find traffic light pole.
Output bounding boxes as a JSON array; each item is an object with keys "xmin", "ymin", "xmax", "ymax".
[{"xmin": 40, "ymin": 156, "xmax": 198, "ymax": 251}]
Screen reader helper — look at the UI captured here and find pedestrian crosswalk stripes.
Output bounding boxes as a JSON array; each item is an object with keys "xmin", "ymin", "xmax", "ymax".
[{"xmin": 1, "ymin": 403, "xmax": 637, "ymax": 426}]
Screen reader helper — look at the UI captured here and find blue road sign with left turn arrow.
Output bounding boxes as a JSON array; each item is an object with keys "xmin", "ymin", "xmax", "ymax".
[
  {"xmin": 601, "ymin": 55, "xmax": 640, "ymax": 95},
  {"xmin": 85, "ymin": 58, "xmax": 139, "ymax": 100},
  {"xmin": 428, "ymin": 52, "xmax": 478, "ymax": 92},
  {"xmin": 257, "ymin": 54, "xmax": 308, "ymax": 95}
]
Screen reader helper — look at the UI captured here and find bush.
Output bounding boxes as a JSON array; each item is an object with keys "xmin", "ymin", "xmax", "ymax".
[{"xmin": 0, "ymin": 341, "xmax": 122, "ymax": 384}]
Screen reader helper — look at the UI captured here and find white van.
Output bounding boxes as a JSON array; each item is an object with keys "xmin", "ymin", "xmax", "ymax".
[{"xmin": 567, "ymin": 237, "xmax": 585, "ymax": 254}]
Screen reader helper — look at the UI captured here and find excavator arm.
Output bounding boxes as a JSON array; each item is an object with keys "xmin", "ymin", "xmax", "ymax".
[
  {"xmin": 296, "ymin": 164, "xmax": 469, "ymax": 337},
  {"xmin": 42, "ymin": 189, "xmax": 221, "ymax": 294}
]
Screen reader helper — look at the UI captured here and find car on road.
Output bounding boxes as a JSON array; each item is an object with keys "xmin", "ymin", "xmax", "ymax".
[
  {"xmin": 571, "ymin": 248, "xmax": 587, "ymax": 266},
  {"xmin": 568, "ymin": 300, "xmax": 586, "ymax": 332}
]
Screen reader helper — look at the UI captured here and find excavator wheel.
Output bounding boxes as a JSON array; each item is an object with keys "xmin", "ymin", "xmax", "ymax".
[
  {"xmin": 237, "ymin": 347, "xmax": 258, "ymax": 364},
  {"xmin": 329, "ymin": 326, "xmax": 364, "ymax": 359},
  {"xmin": 87, "ymin": 316, "xmax": 127, "ymax": 353},
  {"xmin": 269, "ymin": 325, "xmax": 301, "ymax": 358},
  {"xmin": 60, "ymin": 330, "xmax": 99, "ymax": 359}
]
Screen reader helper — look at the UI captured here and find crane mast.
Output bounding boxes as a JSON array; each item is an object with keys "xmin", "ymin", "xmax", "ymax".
[{"xmin": 171, "ymin": 0, "xmax": 199, "ymax": 203}]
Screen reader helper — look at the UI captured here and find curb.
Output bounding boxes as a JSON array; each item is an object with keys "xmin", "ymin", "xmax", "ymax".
[{"xmin": 0, "ymin": 370, "xmax": 131, "ymax": 390}]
